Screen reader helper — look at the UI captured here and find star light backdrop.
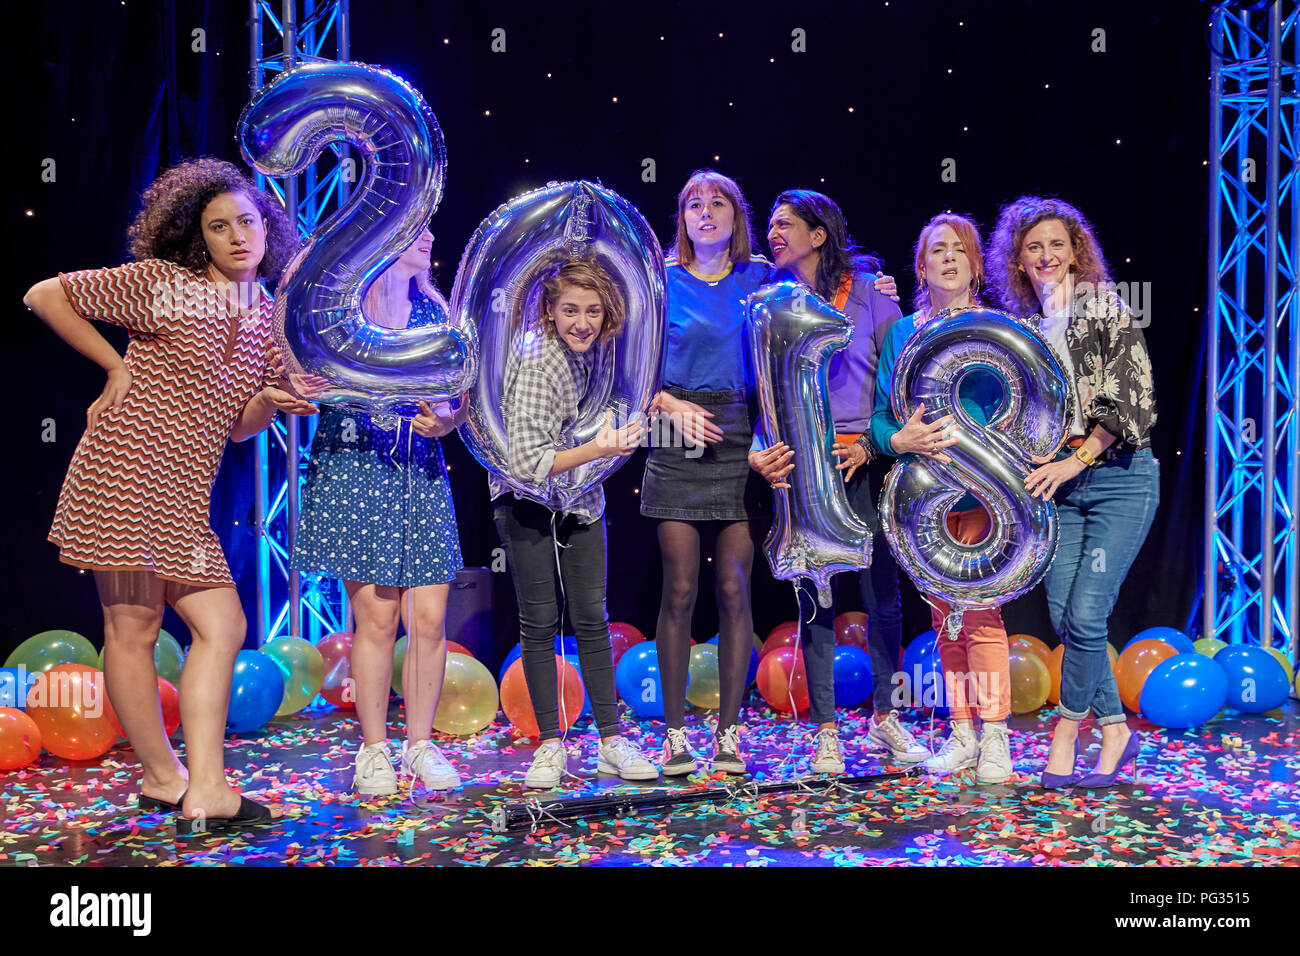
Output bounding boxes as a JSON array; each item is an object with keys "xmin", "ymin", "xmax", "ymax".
[{"xmin": 7, "ymin": 1, "xmax": 1254, "ymax": 671}]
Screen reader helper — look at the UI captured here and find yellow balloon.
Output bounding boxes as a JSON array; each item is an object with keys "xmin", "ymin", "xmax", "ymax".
[
  {"xmin": 433, "ymin": 653, "xmax": 499, "ymax": 736},
  {"xmin": 1008, "ymin": 650, "xmax": 1050, "ymax": 714},
  {"xmin": 263, "ymin": 637, "xmax": 324, "ymax": 716},
  {"xmin": 685, "ymin": 643, "xmax": 720, "ymax": 710},
  {"xmin": 1263, "ymin": 647, "xmax": 1294, "ymax": 688}
]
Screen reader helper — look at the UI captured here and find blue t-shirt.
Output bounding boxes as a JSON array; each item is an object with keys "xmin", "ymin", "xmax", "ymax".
[{"xmin": 662, "ymin": 257, "xmax": 773, "ymax": 391}]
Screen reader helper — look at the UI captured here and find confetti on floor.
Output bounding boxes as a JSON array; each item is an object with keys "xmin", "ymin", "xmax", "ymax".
[{"xmin": 1, "ymin": 701, "xmax": 1296, "ymax": 867}]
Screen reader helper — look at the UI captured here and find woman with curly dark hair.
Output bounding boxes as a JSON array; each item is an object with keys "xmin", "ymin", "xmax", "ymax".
[
  {"xmin": 987, "ymin": 195, "xmax": 1158, "ymax": 789},
  {"xmin": 23, "ymin": 157, "xmax": 316, "ymax": 833}
]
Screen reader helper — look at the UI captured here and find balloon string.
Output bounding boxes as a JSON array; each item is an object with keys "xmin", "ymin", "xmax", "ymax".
[
  {"xmin": 775, "ymin": 583, "xmax": 808, "ymax": 773},
  {"xmin": 916, "ymin": 590, "xmax": 952, "ymax": 754},
  {"xmin": 548, "ymin": 509, "xmax": 581, "ymax": 781}
]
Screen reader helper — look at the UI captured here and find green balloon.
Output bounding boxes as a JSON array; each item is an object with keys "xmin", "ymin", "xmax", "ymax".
[
  {"xmin": 5, "ymin": 630, "xmax": 99, "ymax": 674},
  {"xmin": 685, "ymin": 643, "xmax": 721, "ymax": 710},
  {"xmin": 1194, "ymin": 637, "xmax": 1227, "ymax": 658},
  {"xmin": 96, "ymin": 629, "xmax": 187, "ymax": 684},
  {"xmin": 263, "ymin": 637, "xmax": 325, "ymax": 717}
]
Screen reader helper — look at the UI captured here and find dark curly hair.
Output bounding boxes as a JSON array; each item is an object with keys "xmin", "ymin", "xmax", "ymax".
[
  {"xmin": 987, "ymin": 195, "xmax": 1110, "ymax": 316},
  {"xmin": 126, "ymin": 157, "xmax": 297, "ymax": 281}
]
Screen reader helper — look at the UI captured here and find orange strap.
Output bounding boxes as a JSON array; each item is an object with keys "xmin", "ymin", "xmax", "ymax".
[
  {"xmin": 835, "ymin": 432, "xmax": 863, "ymax": 446},
  {"xmin": 832, "ymin": 271, "xmax": 853, "ymax": 311}
]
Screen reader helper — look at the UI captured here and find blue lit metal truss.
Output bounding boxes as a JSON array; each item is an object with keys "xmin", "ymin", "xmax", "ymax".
[
  {"xmin": 248, "ymin": 0, "xmax": 352, "ymax": 643},
  {"xmin": 1205, "ymin": 0, "xmax": 1299, "ymax": 670}
]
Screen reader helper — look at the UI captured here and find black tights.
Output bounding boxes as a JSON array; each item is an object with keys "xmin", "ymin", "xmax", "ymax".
[{"xmin": 656, "ymin": 519, "xmax": 759, "ymax": 731}]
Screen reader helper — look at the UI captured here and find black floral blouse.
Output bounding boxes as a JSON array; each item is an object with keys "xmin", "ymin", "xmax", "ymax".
[{"xmin": 1053, "ymin": 289, "xmax": 1157, "ymax": 463}]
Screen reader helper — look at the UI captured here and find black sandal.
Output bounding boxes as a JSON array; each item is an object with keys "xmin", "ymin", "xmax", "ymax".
[
  {"xmin": 137, "ymin": 792, "xmax": 184, "ymax": 813},
  {"xmin": 174, "ymin": 793, "xmax": 280, "ymax": 836}
]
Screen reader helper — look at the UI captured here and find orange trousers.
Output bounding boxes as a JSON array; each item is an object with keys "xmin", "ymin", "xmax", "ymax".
[{"xmin": 925, "ymin": 508, "xmax": 1011, "ymax": 722}]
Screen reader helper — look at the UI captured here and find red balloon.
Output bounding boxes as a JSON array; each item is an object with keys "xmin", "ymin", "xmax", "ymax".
[
  {"xmin": 609, "ymin": 622, "xmax": 646, "ymax": 670},
  {"xmin": 318, "ymin": 632, "xmax": 356, "ymax": 710},
  {"xmin": 756, "ymin": 647, "xmax": 809, "ymax": 714},
  {"xmin": 499, "ymin": 657, "xmax": 585, "ymax": 738},
  {"xmin": 0, "ymin": 707, "xmax": 42, "ymax": 771},
  {"xmin": 104, "ymin": 676, "xmax": 181, "ymax": 739},
  {"xmin": 762, "ymin": 621, "xmax": 802, "ymax": 658},
  {"xmin": 834, "ymin": 612, "xmax": 870, "ymax": 651},
  {"xmin": 24, "ymin": 664, "xmax": 118, "ymax": 761},
  {"xmin": 446, "ymin": 640, "xmax": 472, "ymax": 658}
]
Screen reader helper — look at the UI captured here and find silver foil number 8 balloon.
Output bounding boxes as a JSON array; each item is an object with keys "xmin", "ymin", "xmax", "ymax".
[{"xmin": 878, "ymin": 307, "xmax": 1070, "ymax": 635}]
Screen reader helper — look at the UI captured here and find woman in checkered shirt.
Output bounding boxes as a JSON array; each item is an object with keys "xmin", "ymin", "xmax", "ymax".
[{"xmin": 491, "ymin": 259, "xmax": 660, "ymax": 789}]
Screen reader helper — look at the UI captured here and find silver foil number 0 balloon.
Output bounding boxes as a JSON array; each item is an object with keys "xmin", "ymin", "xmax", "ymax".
[
  {"xmin": 238, "ymin": 61, "xmax": 477, "ymax": 416},
  {"xmin": 749, "ymin": 281, "xmax": 872, "ymax": 605},
  {"xmin": 452, "ymin": 181, "xmax": 665, "ymax": 512},
  {"xmin": 879, "ymin": 307, "xmax": 1070, "ymax": 635}
]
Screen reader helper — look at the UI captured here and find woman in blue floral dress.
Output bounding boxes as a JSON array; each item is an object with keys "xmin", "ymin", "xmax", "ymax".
[{"xmin": 292, "ymin": 227, "xmax": 467, "ymax": 796}]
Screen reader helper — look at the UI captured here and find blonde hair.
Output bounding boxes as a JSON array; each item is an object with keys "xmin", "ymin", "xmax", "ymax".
[
  {"xmin": 538, "ymin": 258, "xmax": 627, "ymax": 343},
  {"xmin": 911, "ymin": 213, "xmax": 985, "ymax": 313},
  {"xmin": 363, "ymin": 266, "xmax": 441, "ymax": 327},
  {"xmin": 668, "ymin": 169, "xmax": 755, "ymax": 267}
]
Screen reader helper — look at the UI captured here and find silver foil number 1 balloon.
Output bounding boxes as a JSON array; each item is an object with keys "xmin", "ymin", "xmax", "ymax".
[
  {"xmin": 748, "ymin": 281, "xmax": 872, "ymax": 606},
  {"xmin": 879, "ymin": 307, "xmax": 1070, "ymax": 636}
]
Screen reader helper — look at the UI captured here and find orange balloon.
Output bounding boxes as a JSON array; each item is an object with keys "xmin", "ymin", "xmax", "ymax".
[
  {"xmin": 1047, "ymin": 644, "xmax": 1064, "ymax": 704},
  {"xmin": 1116, "ymin": 639, "xmax": 1178, "ymax": 714},
  {"xmin": 318, "ymin": 632, "xmax": 355, "ymax": 709},
  {"xmin": 24, "ymin": 664, "xmax": 118, "ymax": 761},
  {"xmin": 0, "ymin": 707, "xmax": 42, "ymax": 770},
  {"xmin": 756, "ymin": 647, "xmax": 809, "ymax": 714},
  {"xmin": 762, "ymin": 622, "xmax": 802, "ymax": 658},
  {"xmin": 1009, "ymin": 634, "xmax": 1051, "ymax": 666},
  {"xmin": 499, "ymin": 656, "xmax": 585, "ymax": 738},
  {"xmin": 834, "ymin": 612, "xmax": 870, "ymax": 652},
  {"xmin": 609, "ymin": 622, "xmax": 646, "ymax": 670}
]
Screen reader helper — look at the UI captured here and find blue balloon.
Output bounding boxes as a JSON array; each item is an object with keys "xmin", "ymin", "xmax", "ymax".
[
  {"xmin": 0, "ymin": 667, "xmax": 39, "ymax": 710},
  {"xmin": 705, "ymin": 635, "xmax": 760, "ymax": 686},
  {"xmin": 615, "ymin": 643, "xmax": 664, "ymax": 719},
  {"xmin": 833, "ymin": 646, "xmax": 873, "ymax": 708},
  {"xmin": 1138, "ymin": 654, "xmax": 1228, "ymax": 728},
  {"xmin": 900, "ymin": 630, "xmax": 948, "ymax": 711},
  {"xmin": 227, "ymin": 650, "xmax": 286, "ymax": 734},
  {"xmin": 1125, "ymin": 627, "xmax": 1196, "ymax": 655},
  {"xmin": 1214, "ymin": 644, "xmax": 1291, "ymax": 713},
  {"xmin": 498, "ymin": 636, "xmax": 578, "ymax": 684},
  {"xmin": 563, "ymin": 654, "xmax": 592, "ymax": 721}
]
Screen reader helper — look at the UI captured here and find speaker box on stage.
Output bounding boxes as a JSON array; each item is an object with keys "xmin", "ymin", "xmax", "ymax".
[{"xmin": 446, "ymin": 566, "xmax": 519, "ymax": 674}]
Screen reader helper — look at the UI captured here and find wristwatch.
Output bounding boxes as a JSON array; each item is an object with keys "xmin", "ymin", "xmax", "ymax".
[{"xmin": 1073, "ymin": 445, "xmax": 1097, "ymax": 467}]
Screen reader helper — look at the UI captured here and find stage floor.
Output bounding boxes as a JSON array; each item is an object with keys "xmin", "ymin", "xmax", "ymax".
[{"xmin": 2, "ymin": 702, "xmax": 1297, "ymax": 867}]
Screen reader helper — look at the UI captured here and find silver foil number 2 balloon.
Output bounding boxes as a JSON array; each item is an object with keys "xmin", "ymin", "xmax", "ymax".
[
  {"xmin": 238, "ymin": 61, "xmax": 477, "ymax": 417},
  {"xmin": 748, "ymin": 281, "xmax": 872, "ymax": 606},
  {"xmin": 879, "ymin": 307, "xmax": 1070, "ymax": 636}
]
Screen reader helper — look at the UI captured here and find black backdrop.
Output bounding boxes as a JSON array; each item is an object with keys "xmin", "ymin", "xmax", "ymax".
[{"xmin": 7, "ymin": 0, "xmax": 1210, "ymax": 667}]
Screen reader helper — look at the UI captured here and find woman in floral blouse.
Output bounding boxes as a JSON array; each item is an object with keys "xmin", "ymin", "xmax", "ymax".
[{"xmin": 988, "ymin": 196, "xmax": 1158, "ymax": 789}]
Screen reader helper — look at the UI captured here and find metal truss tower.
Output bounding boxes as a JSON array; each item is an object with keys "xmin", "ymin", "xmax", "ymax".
[{"xmin": 1205, "ymin": 0, "xmax": 1299, "ymax": 669}]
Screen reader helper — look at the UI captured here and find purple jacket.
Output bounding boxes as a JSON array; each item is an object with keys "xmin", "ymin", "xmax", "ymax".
[{"xmin": 826, "ymin": 270, "xmax": 903, "ymax": 434}]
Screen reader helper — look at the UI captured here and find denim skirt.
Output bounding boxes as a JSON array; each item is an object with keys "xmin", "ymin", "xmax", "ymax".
[{"xmin": 640, "ymin": 386, "xmax": 768, "ymax": 522}]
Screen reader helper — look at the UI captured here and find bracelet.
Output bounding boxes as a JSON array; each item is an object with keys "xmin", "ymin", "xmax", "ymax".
[
  {"xmin": 1073, "ymin": 445, "xmax": 1097, "ymax": 467},
  {"xmin": 855, "ymin": 433, "xmax": 876, "ymax": 463}
]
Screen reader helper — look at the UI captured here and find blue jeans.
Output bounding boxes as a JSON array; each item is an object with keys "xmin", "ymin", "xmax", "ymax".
[
  {"xmin": 1046, "ymin": 448, "xmax": 1160, "ymax": 724},
  {"xmin": 800, "ymin": 460, "xmax": 903, "ymax": 726}
]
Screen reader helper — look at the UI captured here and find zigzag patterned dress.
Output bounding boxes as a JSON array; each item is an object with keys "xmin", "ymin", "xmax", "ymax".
[{"xmin": 49, "ymin": 259, "xmax": 273, "ymax": 588}]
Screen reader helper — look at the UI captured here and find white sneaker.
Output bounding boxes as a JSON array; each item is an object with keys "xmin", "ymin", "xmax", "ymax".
[
  {"xmin": 923, "ymin": 723, "xmax": 978, "ymax": 774},
  {"xmin": 977, "ymin": 722, "xmax": 1013, "ymax": 784},
  {"xmin": 597, "ymin": 736, "xmax": 659, "ymax": 781},
  {"xmin": 866, "ymin": 710, "xmax": 931, "ymax": 763},
  {"xmin": 402, "ymin": 738, "xmax": 461, "ymax": 790},
  {"xmin": 810, "ymin": 727, "xmax": 845, "ymax": 774},
  {"xmin": 353, "ymin": 741, "xmax": 398, "ymax": 795},
  {"xmin": 523, "ymin": 741, "xmax": 568, "ymax": 790}
]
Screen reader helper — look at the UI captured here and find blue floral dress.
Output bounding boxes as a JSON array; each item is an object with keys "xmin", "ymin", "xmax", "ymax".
[{"xmin": 291, "ymin": 288, "xmax": 464, "ymax": 587}]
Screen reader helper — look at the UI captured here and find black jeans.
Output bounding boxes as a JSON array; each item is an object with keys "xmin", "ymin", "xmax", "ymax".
[
  {"xmin": 493, "ymin": 496, "xmax": 619, "ymax": 740},
  {"xmin": 798, "ymin": 459, "xmax": 904, "ymax": 724}
]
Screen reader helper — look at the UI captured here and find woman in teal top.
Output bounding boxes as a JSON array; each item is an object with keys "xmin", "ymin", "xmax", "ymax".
[{"xmin": 871, "ymin": 213, "xmax": 1017, "ymax": 786}]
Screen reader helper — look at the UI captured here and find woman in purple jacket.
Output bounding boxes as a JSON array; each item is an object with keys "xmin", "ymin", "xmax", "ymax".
[{"xmin": 750, "ymin": 190, "xmax": 929, "ymax": 773}]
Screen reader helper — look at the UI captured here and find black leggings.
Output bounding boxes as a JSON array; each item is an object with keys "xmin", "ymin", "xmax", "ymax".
[
  {"xmin": 655, "ymin": 518, "xmax": 761, "ymax": 731},
  {"xmin": 494, "ymin": 497, "xmax": 619, "ymax": 740}
]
